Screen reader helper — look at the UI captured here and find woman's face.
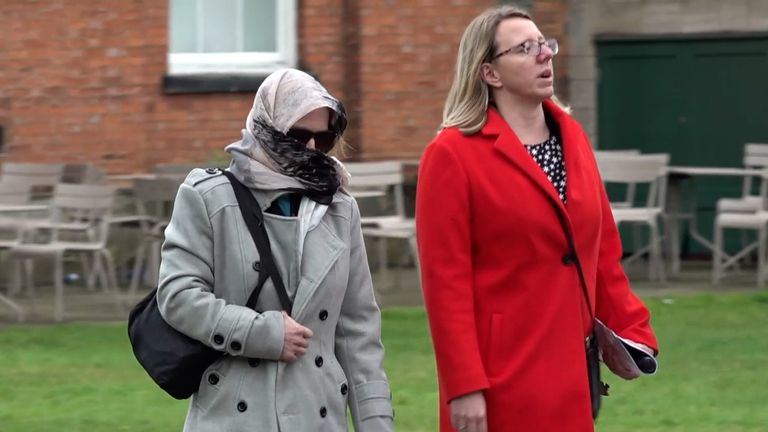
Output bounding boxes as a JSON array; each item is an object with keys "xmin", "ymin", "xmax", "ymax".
[
  {"xmin": 287, "ymin": 107, "xmax": 336, "ymax": 152},
  {"xmin": 483, "ymin": 17, "xmax": 555, "ymax": 102}
]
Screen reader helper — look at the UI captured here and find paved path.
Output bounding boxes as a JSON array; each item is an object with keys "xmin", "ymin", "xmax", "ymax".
[{"xmin": 0, "ymin": 260, "xmax": 764, "ymax": 325}]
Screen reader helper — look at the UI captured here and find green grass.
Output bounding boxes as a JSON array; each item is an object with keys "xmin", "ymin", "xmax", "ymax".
[{"xmin": 1, "ymin": 292, "xmax": 767, "ymax": 431}]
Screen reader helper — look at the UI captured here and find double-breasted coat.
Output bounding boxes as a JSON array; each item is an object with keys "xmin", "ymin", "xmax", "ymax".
[
  {"xmin": 157, "ymin": 168, "xmax": 394, "ymax": 432},
  {"xmin": 416, "ymin": 100, "xmax": 658, "ymax": 432}
]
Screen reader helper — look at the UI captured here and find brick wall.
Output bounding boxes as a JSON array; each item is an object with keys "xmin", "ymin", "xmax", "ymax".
[
  {"xmin": 0, "ymin": 1, "xmax": 568, "ymax": 171},
  {"xmin": 0, "ymin": 0, "xmax": 254, "ymax": 173},
  {"xmin": 354, "ymin": 0, "xmax": 496, "ymax": 160}
]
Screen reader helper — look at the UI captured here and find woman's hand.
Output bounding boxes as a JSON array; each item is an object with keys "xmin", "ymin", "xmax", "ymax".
[
  {"xmin": 279, "ymin": 311, "xmax": 313, "ymax": 362},
  {"xmin": 449, "ymin": 391, "xmax": 487, "ymax": 432}
]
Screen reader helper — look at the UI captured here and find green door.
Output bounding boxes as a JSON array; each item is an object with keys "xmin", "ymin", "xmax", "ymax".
[{"xmin": 596, "ymin": 35, "xmax": 768, "ymax": 256}]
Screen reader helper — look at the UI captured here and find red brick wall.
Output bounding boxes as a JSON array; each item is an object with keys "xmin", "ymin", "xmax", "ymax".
[
  {"xmin": 0, "ymin": 1, "xmax": 567, "ymax": 172},
  {"xmin": 0, "ymin": 0, "xmax": 253, "ymax": 173},
  {"xmin": 355, "ymin": 0, "xmax": 495, "ymax": 160}
]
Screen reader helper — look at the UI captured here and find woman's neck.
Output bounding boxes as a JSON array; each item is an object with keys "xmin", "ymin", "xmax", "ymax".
[{"xmin": 493, "ymin": 92, "xmax": 549, "ymax": 145}]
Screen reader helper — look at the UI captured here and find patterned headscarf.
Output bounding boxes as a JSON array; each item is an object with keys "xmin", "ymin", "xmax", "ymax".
[{"xmin": 225, "ymin": 69, "xmax": 349, "ymax": 204}]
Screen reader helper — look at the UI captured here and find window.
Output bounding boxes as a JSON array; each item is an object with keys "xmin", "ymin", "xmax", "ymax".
[{"xmin": 168, "ymin": 0, "xmax": 297, "ymax": 75}]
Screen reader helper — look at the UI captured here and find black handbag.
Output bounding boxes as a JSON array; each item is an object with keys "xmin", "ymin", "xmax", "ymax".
[
  {"xmin": 551, "ymin": 203, "xmax": 608, "ymax": 420},
  {"xmin": 127, "ymin": 170, "xmax": 292, "ymax": 399}
]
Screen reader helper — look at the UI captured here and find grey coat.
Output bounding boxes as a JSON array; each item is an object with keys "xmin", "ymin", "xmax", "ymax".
[{"xmin": 157, "ymin": 169, "xmax": 394, "ymax": 432}]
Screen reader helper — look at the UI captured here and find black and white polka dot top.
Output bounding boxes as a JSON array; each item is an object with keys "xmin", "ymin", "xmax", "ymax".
[{"xmin": 524, "ymin": 134, "xmax": 567, "ymax": 204}]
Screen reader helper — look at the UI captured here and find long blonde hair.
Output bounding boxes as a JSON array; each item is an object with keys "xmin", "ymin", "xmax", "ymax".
[{"xmin": 441, "ymin": 6, "xmax": 566, "ymax": 135}]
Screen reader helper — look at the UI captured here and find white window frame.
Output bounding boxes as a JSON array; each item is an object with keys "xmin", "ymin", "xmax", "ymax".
[{"xmin": 167, "ymin": 0, "xmax": 297, "ymax": 75}]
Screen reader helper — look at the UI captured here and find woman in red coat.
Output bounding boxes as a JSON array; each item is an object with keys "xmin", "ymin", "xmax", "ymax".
[{"xmin": 415, "ymin": 6, "xmax": 659, "ymax": 432}]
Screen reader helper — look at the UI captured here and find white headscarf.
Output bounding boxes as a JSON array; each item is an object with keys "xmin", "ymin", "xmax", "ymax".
[{"xmin": 225, "ymin": 69, "xmax": 350, "ymax": 201}]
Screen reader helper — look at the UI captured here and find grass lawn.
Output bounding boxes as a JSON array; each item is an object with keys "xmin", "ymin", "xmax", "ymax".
[{"xmin": 1, "ymin": 291, "xmax": 767, "ymax": 431}]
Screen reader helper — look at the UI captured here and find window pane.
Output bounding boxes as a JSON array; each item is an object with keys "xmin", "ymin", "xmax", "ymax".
[
  {"xmin": 243, "ymin": 0, "xmax": 277, "ymax": 52},
  {"xmin": 170, "ymin": 0, "xmax": 198, "ymax": 53},
  {"xmin": 201, "ymin": 0, "xmax": 239, "ymax": 53}
]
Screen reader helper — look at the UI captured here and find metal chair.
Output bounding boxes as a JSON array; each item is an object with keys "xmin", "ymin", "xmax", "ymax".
[
  {"xmin": 126, "ymin": 177, "xmax": 181, "ymax": 298},
  {"xmin": 594, "ymin": 152, "xmax": 670, "ymax": 283},
  {"xmin": 716, "ymin": 143, "xmax": 768, "ymax": 213},
  {"xmin": 6, "ymin": 184, "xmax": 118, "ymax": 322},
  {"xmin": 345, "ymin": 161, "xmax": 419, "ymax": 287},
  {"xmin": 0, "ymin": 162, "xmax": 64, "ymax": 200},
  {"xmin": 712, "ymin": 172, "xmax": 768, "ymax": 286},
  {"xmin": 0, "ymin": 182, "xmax": 32, "ymax": 322}
]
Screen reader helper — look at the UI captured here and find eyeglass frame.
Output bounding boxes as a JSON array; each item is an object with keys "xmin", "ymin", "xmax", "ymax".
[{"xmin": 490, "ymin": 38, "xmax": 559, "ymax": 61}]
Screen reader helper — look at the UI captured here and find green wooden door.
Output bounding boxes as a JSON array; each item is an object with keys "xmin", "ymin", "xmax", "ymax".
[{"xmin": 596, "ymin": 35, "xmax": 768, "ymax": 256}]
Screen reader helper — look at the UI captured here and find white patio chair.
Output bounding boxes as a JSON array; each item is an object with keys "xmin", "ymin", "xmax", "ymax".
[
  {"xmin": 6, "ymin": 183, "xmax": 118, "ymax": 322},
  {"xmin": 594, "ymin": 152, "xmax": 670, "ymax": 283},
  {"xmin": 0, "ymin": 162, "xmax": 64, "ymax": 200},
  {"xmin": 715, "ymin": 143, "xmax": 768, "ymax": 214},
  {"xmin": 0, "ymin": 182, "xmax": 31, "ymax": 322},
  {"xmin": 126, "ymin": 177, "xmax": 181, "ymax": 298},
  {"xmin": 712, "ymin": 172, "xmax": 768, "ymax": 286},
  {"xmin": 344, "ymin": 161, "xmax": 419, "ymax": 288},
  {"xmin": 594, "ymin": 149, "xmax": 641, "ymax": 209},
  {"xmin": 61, "ymin": 162, "xmax": 107, "ymax": 184}
]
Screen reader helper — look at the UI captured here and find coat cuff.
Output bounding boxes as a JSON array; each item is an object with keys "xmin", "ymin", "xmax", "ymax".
[
  {"xmin": 208, "ymin": 306, "xmax": 284, "ymax": 359},
  {"xmin": 355, "ymin": 380, "xmax": 394, "ymax": 421}
]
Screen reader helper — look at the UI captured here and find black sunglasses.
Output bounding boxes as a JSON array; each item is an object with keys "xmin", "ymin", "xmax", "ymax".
[{"xmin": 286, "ymin": 128, "xmax": 339, "ymax": 153}]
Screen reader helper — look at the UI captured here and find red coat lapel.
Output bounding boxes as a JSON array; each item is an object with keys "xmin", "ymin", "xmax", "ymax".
[{"xmin": 481, "ymin": 103, "xmax": 571, "ymax": 224}]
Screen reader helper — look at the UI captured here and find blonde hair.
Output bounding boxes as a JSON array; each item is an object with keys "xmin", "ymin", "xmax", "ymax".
[{"xmin": 441, "ymin": 5, "xmax": 567, "ymax": 135}]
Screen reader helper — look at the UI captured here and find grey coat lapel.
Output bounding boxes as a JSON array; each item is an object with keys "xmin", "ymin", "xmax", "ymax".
[{"xmin": 290, "ymin": 219, "xmax": 345, "ymax": 320}]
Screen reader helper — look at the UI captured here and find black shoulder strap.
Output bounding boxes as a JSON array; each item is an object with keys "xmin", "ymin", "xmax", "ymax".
[{"xmin": 221, "ymin": 170, "xmax": 293, "ymax": 314}]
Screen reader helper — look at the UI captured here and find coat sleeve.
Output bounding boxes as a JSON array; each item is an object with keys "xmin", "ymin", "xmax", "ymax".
[
  {"xmin": 334, "ymin": 199, "xmax": 393, "ymax": 432},
  {"xmin": 592, "ymin": 158, "xmax": 659, "ymax": 355},
  {"xmin": 156, "ymin": 180, "xmax": 285, "ymax": 360},
  {"xmin": 416, "ymin": 137, "xmax": 491, "ymax": 402}
]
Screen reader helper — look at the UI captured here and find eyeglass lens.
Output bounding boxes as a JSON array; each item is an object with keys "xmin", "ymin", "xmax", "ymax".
[{"xmin": 286, "ymin": 128, "xmax": 338, "ymax": 153}]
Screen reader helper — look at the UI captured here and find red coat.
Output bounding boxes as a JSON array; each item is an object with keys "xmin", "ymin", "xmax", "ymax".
[{"xmin": 415, "ymin": 100, "xmax": 658, "ymax": 432}]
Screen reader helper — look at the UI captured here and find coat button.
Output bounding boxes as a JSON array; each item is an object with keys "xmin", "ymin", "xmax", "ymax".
[
  {"xmin": 237, "ymin": 401, "xmax": 248, "ymax": 412},
  {"xmin": 213, "ymin": 334, "xmax": 224, "ymax": 345},
  {"xmin": 315, "ymin": 356, "xmax": 324, "ymax": 367},
  {"xmin": 252, "ymin": 261, "xmax": 260, "ymax": 271},
  {"xmin": 319, "ymin": 406, "xmax": 327, "ymax": 418},
  {"xmin": 340, "ymin": 383, "xmax": 348, "ymax": 395},
  {"xmin": 561, "ymin": 254, "xmax": 575, "ymax": 265},
  {"xmin": 230, "ymin": 341, "xmax": 242, "ymax": 351},
  {"xmin": 207, "ymin": 373, "xmax": 219, "ymax": 385},
  {"xmin": 319, "ymin": 310, "xmax": 328, "ymax": 321},
  {"xmin": 248, "ymin": 358, "xmax": 261, "ymax": 368},
  {"xmin": 205, "ymin": 168, "xmax": 219, "ymax": 174}
]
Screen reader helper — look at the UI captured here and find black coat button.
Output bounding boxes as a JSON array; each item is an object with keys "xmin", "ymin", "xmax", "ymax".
[
  {"xmin": 561, "ymin": 254, "xmax": 575, "ymax": 265},
  {"xmin": 252, "ymin": 261, "xmax": 261, "ymax": 271},
  {"xmin": 319, "ymin": 406, "xmax": 327, "ymax": 418},
  {"xmin": 237, "ymin": 401, "xmax": 248, "ymax": 412},
  {"xmin": 315, "ymin": 356, "xmax": 324, "ymax": 367},
  {"xmin": 248, "ymin": 358, "xmax": 261, "ymax": 368},
  {"xmin": 213, "ymin": 334, "xmax": 224, "ymax": 345},
  {"xmin": 340, "ymin": 383, "xmax": 348, "ymax": 395},
  {"xmin": 207, "ymin": 373, "xmax": 219, "ymax": 385},
  {"xmin": 205, "ymin": 168, "xmax": 219, "ymax": 175},
  {"xmin": 230, "ymin": 341, "xmax": 242, "ymax": 351},
  {"xmin": 319, "ymin": 310, "xmax": 328, "ymax": 321}
]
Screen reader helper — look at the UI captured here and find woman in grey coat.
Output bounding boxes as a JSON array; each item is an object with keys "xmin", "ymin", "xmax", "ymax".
[{"xmin": 157, "ymin": 68, "xmax": 394, "ymax": 432}]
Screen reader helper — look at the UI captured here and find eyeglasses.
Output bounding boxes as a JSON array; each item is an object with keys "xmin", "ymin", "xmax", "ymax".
[
  {"xmin": 492, "ymin": 38, "xmax": 559, "ymax": 60},
  {"xmin": 286, "ymin": 128, "xmax": 339, "ymax": 153}
]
